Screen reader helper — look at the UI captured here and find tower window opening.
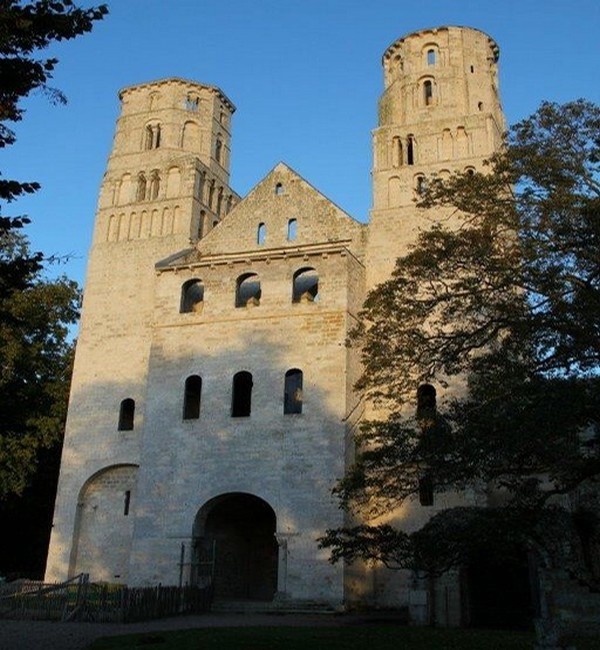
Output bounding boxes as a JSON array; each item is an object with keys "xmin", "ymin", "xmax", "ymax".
[
  {"xmin": 424, "ymin": 80, "xmax": 434, "ymax": 106},
  {"xmin": 149, "ymin": 170, "xmax": 160, "ymax": 200},
  {"xmin": 136, "ymin": 173, "xmax": 147, "ymax": 202},
  {"xmin": 216, "ymin": 187, "xmax": 224, "ymax": 215},
  {"xmin": 257, "ymin": 222, "xmax": 266, "ymax": 245},
  {"xmin": 124, "ymin": 490, "xmax": 131, "ymax": 516},
  {"xmin": 284, "ymin": 368, "xmax": 303, "ymax": 414},
  {"xmin": 236, "ymin": 273, "xmax": 261, "ymax": 308},
  {"xmin": 118, "ymin": 398, "xmax": 135, "ymax": 431},
  {"xmin": 183, "ymin": 375, "xmax": 202, "ymax": 420},
  {"xmin": 275, "ymin": 182, "xmax": 284, "ymax": 195},
  {"xmin": 180, "ymin": 279, "xmax": 204, "ymax": 313},
  {"xmin": 427, "ymin": 49, "xmax": 436, "ymax": 66},
  {"xmin": 144, "ymin": 124, "xmax": 161, "ymax": 150},
  {"xmin": 215, "ymin": 136, "xmax": 223, "ymax": 164},
  {"xmin": 292, "ymin": 267, "xmax": 319, "ymax": 303},
  {"xmin": 392, "ymin": 136, "xmax": 403, "ymax": 167},
  {"xmin": 478, "ymin": 101, "xmax": 484, "ymax": 111},
  {"xmin": 232, "ymin": 371, "xmax": 253, "ymax": 417},
  {"xmin": 416, "ymin": 175, "xmax": 427, "ymax": 196},
  {"xmin": 185, "ymin": 94, "xmax": 199, "ymax": 111},
  {"xmin": 470, "ymin": 65, "xmax": 475, "ymax": 73},
  {"xmin": 407, "ymin": 135, "xmax": 415, "ymax": 165},
  {"xmin": 287, "ymin": 218, "xmax": 298, "ymax": 241}
]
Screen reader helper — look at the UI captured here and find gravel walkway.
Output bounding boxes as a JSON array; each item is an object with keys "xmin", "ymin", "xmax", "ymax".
[{"xmin": 0, "ymin": 612, "xmax": 368, "ymax": 650}]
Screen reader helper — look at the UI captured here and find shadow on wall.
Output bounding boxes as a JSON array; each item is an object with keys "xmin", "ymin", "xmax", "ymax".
[{"xmin": 45, "ymin": 323, "xmax": 370, "ymax": 600}]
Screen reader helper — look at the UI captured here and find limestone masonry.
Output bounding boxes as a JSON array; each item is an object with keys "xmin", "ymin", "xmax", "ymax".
[{"xmin": 45, "ymin": 26, "xmax": 505, "ymax": 617}]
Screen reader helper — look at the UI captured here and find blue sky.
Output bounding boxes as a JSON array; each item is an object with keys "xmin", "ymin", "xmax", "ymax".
[{"xmin": 4, "ymin": 0, "xmax": 600, "ymax": 286}]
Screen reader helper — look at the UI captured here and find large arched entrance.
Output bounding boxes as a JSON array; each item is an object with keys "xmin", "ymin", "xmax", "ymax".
[{"xmin": 193, "ymin": 493, "xmax": 278, "ymax": 601}]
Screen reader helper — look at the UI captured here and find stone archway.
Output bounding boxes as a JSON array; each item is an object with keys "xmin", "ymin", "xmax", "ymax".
[{"xmin": 193, "ymin": 493, "xmax": 278, "ymax": 601}]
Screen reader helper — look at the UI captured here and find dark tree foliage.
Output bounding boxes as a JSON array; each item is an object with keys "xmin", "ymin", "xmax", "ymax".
[
  {"xmin": 0, "ymin": 1, "xmax": 105, "ymax": 509},
  {"xmin": 320, "ymin": 101, "xmax": 600, "ymax": 585}
]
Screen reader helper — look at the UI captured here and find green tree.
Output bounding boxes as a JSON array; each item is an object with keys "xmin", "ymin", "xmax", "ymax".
[
  {"xmin": 0, "ymin": 1, "xmax": 106, "ymax": 504},
  {"xmin": 320, "ymin": 101, "xmax": 600, "ymax": 588},
  {"xmin": 0, "ymin": 231, "xmax": 79, "ymax": 499}
]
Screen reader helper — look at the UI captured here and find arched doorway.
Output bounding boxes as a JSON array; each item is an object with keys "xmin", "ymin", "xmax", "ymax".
[{"xmin": 193, "ymin": 493, "xmax": 278, "ymax": 601}]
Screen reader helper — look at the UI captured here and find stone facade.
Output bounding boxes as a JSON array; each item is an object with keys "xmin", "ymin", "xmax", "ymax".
[{"xmin": 46, "ymin": 27, "xmax": 505, "ymax": 613}]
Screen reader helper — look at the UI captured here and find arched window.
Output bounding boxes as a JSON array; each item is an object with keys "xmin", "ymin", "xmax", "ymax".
[
  {"xmin": 118, "ymin": 398, "xmax": 135, "ymax": 431},
  {"xmin": 415, "ymin": 175, "xmax": 427, "ymax": 195},
  {"xmin": 136, "ymin": 173, "xmax": 147, "ymax": 202},
  {"xmin": 143, "ymin": 124, "xmax": 161, "ymax": 150},
  {"xmin": 185, "ymin": 94, "xmax": 199, "ymax": 111},
  {"xmin": 208, "ymin": 180, "xmax": 215, "ymax": 209},
  {"xmin": 284, "ymin": 369, "xmax": 303, "ymax": 414},
  {"xmin": 257, "ymin": 222, "xmax": 266, "ymax": 245},
  {"xmin": 215, "ymin": 136, "xmax": 223, "ymax": 164},
  {"xmin": 144, "ymin": 125, "xmax": 153, "ymax": 150},
  {"xmin": 216, "ymin": 187, "xmax": 224, "ymax": 215},
  {"xmin": 287, "ymin": 218, "xmax": 298, "ymax": 241},
  {"xmin": 407, "ymin": 135, "xmax": 416, "ymax": 165},
  {"xmin": 183, "ymin": 375, "xmax": 202, "ymax": 419},
  {"xmin": 427, "ymin": 49, "xmax": 436, "ymax": 66},
  {"xmin": 423, "ymin": 79, "xmax": 434, "ymax": 106},
  {"xmin": 292, "ymin": 267, "xmax": 319, "ymax": 303},
  {"xmin": 392, "ymin": 136, "xmax": 403, "ymax": 167},
  {"xmin": 149, "ymin": 170, "xmax": 160, "ymax": 200},
  {"xmin": 275, "ymin": 183, "xmax": 284, "ymax": 195},
  {"xmin": 180, "ymin": 279, "xmax": 204, "ymax": 313},
  {"xmin": 236, "ymin": 273, "xmax": 261, "ymax": 308},
  {"xmin": 232, "ymin": 371, "xmax": 253, "ymax": 417}
]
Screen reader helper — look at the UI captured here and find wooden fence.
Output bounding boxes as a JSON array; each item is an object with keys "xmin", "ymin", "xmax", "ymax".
[{"xmin": 0, "ymin": 574, "xmax": 213, "ymax": 622}]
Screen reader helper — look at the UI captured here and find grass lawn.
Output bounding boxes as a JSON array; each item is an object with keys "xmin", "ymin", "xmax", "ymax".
[{"xmin": 86, "ymin": 624, "xmax": 600, "ymax": 650}]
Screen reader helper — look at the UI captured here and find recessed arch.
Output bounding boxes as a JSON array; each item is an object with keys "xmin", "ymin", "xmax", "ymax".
[
  {"xmin": 70, "ymin": 464, "xmax": 139, "ymax": 581},
  {"xmin": 284, "ymin": 368, "xmax": 303, "ymax": 414},
  {"xmin": 180, "ymin": 279, "xmax": 204, "ymax": 313},
  {"xmin": 236, "ymin": 273, "xmax": 261, "ymax": 308},
  {"xmin": 292, "ymin": 267, "xmax": 318, "ymax": 303},
  {"xmin": 118, "ymin": 398, "xmax": 135, "ymax": 431},
  {"xmin": 183, "ymin": 375, "xmax": 202, "ymax": 420},
  {"xmin": 192, "ymin": 492, "xmax": 278, "ymax": 599},
  {"xmin": 231, "ymin": 371, "xmax": 253, "ymax": 417}
]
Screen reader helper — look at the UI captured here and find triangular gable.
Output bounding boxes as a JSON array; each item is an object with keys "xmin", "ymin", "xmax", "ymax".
[{"xmin": 194, "ymin": 163, "xmax": 366, "ymax": 259}]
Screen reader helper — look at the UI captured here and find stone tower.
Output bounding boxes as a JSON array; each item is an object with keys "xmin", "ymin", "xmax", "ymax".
[
  {"xmin": 367, "ymin": 26, "xmax": 505, "ymax": 288},
  {"xmin": 46, "ymin": 79, "xmax": 239, "ymax": 583}
]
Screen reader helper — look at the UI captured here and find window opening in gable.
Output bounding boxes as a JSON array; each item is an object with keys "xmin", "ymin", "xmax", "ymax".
[
  {"xmin": 407, "ymin": 135, "xmax": 415, "ymax": 165},
  {"xmin": 275, "ymin": 182, "xmax": 284, "ymax": 195},
  {"xmin": 236, "ymin": 273, "xmax": 261, "ymax": 308},
  {"xmin": 284, "ymin": 368, "xmax": 303, "ymax": 414},
  {"xmin": 183, "ymin": 375, "xmax": 202, "ymax": 419},
  {"xmin": 257, "ymin": 222, "xmax": 266, "ymax": 245},
  {"xmin": 232, "ymin": 371, "xmax": 253, "ymax": 417},
  {"xmin": 287, "ymin": 218, "xmax": 298, "ymax": 241},
  {"xmin": 180, "ymin": 279, "xmax": 204, "ymax": 313},
  {"xmin": 292, "ymin": 267, "xmax": 319, "ymax": 303},
  {"xmin": 118, "ymin": 398, "xmax": 135, "ymax": 431}
]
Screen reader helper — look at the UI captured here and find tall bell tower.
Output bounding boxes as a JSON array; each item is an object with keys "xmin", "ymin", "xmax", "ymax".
[{"xmin": 367, "ymin": 26, "xmax": 506, "ymax": 288}]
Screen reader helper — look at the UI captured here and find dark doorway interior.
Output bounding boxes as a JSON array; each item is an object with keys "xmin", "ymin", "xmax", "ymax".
[
  {"xmin": 195, "ymin": 493, "xmax": 278, "ymax": 601},
  {"xmin": 464, "ymin": 549, "xmax": 533, "ymax": 630}
]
